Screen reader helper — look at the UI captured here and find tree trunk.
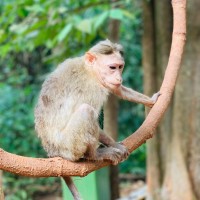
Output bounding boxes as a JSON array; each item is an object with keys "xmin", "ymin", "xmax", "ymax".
[
  {"xmin": 143, "ymin": 0, "xmax": 200, "ymax": 199},
  {"xmin": 142, "ymin": 1, "xmax": 161, "ymax": 199},
  {"xmin": 104, "ymin": 94, "xmax": 120, "ymax": 200},
  {"xmin": 0, "ymin": 171, "xmax": 4, "ymax": 200},
  {"xmin": 103, "ymin": 13, "xmax": 121, "ymax": 200}
]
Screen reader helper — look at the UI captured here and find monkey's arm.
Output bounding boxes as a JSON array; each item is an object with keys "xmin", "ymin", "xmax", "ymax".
[{"xmin": 114, "ymin": 85, "xmax": 160, "ymax": 107}]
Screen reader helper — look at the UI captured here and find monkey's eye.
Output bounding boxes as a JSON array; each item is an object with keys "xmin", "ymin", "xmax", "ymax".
[
  {"xmin": 119, "ymin": 65, "xmax": 123, "ymax": 69},
  {"xmin": 119, "ymin": 51, "xmax": 124, "ymax": 56},
  {"xmin": 103, "ymin": 50, "xmax": 113, "ymax": 55},
  {"xmin": 109, "ymin": 66, "xmax": 116, "ymax": 70}
]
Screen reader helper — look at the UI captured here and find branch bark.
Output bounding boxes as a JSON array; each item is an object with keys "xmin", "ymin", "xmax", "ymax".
[{"xmin": 0, "ymin": 0, "xmax": 186, "ymax": 179}]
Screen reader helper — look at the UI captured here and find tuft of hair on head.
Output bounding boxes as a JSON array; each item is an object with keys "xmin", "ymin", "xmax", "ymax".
[{"xmin": 88, "ymin": 39, "xmax": 124, "ymax": 56}]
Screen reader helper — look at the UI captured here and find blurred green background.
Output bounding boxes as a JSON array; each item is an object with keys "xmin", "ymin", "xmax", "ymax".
[{"xmin": 0, "ymin": 0, "xmax": 145, "ymax": 199}]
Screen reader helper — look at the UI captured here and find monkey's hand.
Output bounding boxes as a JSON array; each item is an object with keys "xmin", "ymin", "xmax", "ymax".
[
  {"xmin": 151, "ymin": 91, "xmax": 161, "ymax": 103},
  {"xmin": 150, "ymin": 91, "xmax": 161, "ymax": 107}
]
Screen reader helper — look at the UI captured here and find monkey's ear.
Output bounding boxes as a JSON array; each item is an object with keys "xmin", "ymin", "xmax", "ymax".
[{"xmin": 85, "ymin": 52, "xmax": 96, "ymax": 66}]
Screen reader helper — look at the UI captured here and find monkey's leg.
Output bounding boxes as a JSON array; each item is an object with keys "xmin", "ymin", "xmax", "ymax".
[
  {"xmin": 57, "ymin": 103, "xmax": 99, "ymax": 161},
  {"xmin": 59, "ymin": 103, "xmax": 126, "ymax": 165}
]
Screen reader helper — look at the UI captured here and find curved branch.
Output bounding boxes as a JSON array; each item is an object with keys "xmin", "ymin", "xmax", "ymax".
[
  {"xmin": 123, "ymin": 0, "xmax": 187, "ymax": 151},
  {"xmin": 0, "ymin": 0, "xmax": 186, "ymax": 178}
]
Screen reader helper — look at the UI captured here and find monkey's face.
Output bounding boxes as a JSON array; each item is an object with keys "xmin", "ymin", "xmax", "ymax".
[{"xmin": 85, "ymin": 51, "xmax": 125, "ymax": 92}]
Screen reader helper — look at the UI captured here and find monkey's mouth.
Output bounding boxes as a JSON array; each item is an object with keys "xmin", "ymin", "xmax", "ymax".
[
  {"xmin": 108, "ymin": 82, "xmax": 121, "ymax": 87},
  {"xmin": 106, "ymin": 82, "xmax": 121, "ymax": 90},
  {"xmin": 112, "ymin": 83, "xmax": 121, "ymax": 87}
]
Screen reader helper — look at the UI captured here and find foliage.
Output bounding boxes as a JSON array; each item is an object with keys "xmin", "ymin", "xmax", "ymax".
[
  {"xmin": 0, "ymin": 0, "xmax": 134, "ymax": 62},
  {"xmin": 0, "ymin": 84, "xmax": 40, "ymax": 155},
  {"xmin": 0, "ymin": 0, "xmax": 145, "ymax": 198}
]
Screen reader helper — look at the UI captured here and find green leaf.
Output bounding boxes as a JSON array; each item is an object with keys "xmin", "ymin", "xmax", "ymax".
[
  {"xmin": 10, "ymin": 23, "xmax": 28, "ymax": 34},
  {"xmin": 122, "ymin": 10, "xmax": 135, "ymax": 19},
  {"xmin": 76, "ymin": 18, "xmax": 93, "ymax": 34},
  {"xmin": 24, "ymin": 19, "xmax": 47, "ymax": 34},
  {"xmin": 0, "ymin": 44, "xmax": 11, "ymax": 57},
  {"xmin": 0, "ymin": 29, "xmax": 6, "ymax": 43},
  {"xmin": 25, "ymin": 4, "xmax": 45, "ymax": 13},
  {"xmin": 57, "ymin": 23, "xmax": 73, "ymax": 42},
  {"xmin": 109, "ymin": 8, "xmax": 124, "ymax": 20},
  {"xmin": 93, "ymin": 11, "xmax": 109, "ymax": 31},
  {"xmin": 25, "ymin": 30, "xmax": 39, "ymax": 39}
]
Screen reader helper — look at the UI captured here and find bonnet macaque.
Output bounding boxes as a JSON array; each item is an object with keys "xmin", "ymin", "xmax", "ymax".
[{"xmin": 34, "ymin": 39, "xmax": 159, "ymax": 200}]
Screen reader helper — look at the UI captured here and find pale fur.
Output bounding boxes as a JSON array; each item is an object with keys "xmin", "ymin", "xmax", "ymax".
[
  {"xmin": 89, "ymin": 39, "xmax": 123, "ymax": 55},
  {"xmin": 34, "ymin": 56, "xmax": 109, "ymax": 159},
  {"xmin": 34, "ymin": 39, "xmax": 127, "ymax": 162}
]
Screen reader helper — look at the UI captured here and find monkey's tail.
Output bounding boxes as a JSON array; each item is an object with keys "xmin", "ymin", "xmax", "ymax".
[{"xmin": 63, "ymin": 176, "xmax": 82, "ymax": 200}]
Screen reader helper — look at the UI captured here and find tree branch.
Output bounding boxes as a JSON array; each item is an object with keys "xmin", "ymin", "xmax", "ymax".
[{"xmin": 0, "ymin": 0, "xmax": 186, "ymax": 179}]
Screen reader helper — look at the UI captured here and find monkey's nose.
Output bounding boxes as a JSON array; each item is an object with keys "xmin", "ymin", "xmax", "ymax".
[{"xmin": 116, "ymin": 77, "xmax": 123, "ymax": 83}]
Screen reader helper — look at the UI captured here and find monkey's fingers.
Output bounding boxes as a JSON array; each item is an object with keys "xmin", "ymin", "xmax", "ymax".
[
  {"xmin": 151, "ymin": 91, "xmax": 161, "ymax": 104},
  {"xmin": 111, "ymin": 147, "xmax": 129, "ymax": 165},
  {"xmin": 110, "ymin": 148, "xmax": 125, "ymax": 165},
  {"xmin": 111, "ymin": 148, "xmax": 127, "ymax": 165}
]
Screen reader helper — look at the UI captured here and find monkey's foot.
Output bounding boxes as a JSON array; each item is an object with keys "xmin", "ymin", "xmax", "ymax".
[
  {"xmin": 96, "ymin": 146, "xmax": 128, "ymax": 165},
  {"xmin": 113, "ymin": 142, "xmax": 130, "ymax": 162}
]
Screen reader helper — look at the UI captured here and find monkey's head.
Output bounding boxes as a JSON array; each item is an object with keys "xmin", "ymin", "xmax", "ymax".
[{"xmin": 85, "ymin": 39, "xmax": 125, "ymax": 92}]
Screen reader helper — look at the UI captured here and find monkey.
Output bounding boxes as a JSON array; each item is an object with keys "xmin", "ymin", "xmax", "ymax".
[{"xmin": 34, "ymin": 39, "xmax": 160, "ymax": 200}]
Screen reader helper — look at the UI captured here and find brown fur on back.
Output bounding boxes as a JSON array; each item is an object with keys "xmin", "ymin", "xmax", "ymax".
[{"xmin": 34, "ymin": 56, "xmax": 108, "ymax": 151}]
